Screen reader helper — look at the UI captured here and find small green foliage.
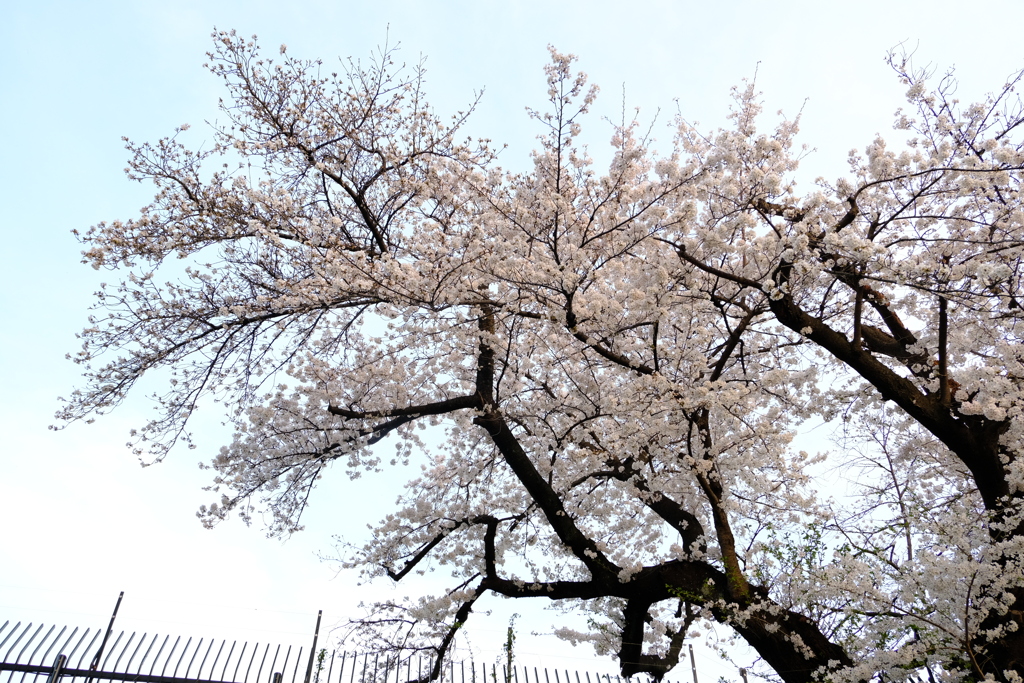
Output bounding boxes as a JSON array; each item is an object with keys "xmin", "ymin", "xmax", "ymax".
[
  {"xmin": 502, "ymin": 614, "xmax": 519, "ymax": 683},
  {"xmin": 314, "ymin": 648, "xmax": 327, "ymax": 683},
  {"xmin": 665, "ymin": 579, "xmax": 716, "ymax": 603}
]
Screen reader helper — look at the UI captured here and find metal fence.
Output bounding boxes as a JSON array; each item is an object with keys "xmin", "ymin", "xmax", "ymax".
[{"xmin": 0, "ymin": 620, "xmax": 657, "ymax": 683}]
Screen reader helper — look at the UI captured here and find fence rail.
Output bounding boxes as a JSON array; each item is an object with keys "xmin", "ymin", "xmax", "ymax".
[{"xmin": 0, "ymin": 621, "xmax": 659, "ymax": 683}]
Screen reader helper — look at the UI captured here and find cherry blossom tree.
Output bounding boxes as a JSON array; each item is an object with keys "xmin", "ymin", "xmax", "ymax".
[{"xmin": 61, "ymin": 31, "xmax": 1024, "ymax": 683}]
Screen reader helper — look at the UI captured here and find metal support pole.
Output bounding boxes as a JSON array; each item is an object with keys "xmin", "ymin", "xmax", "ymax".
[
  {"xmin": 87, "ymin": 592, "xmax": 124, "ymax": 683},
  {"xmin": 688, "ymin": 644, "xmax": 698, "ymax": 683},
  {"xmin": 739, "ymin": 669, "xmax": 748, "ymax": 683},
  {"xmin": 46, "ymin": 654, "xmax": 67, "ymax": 683},
  {"xmin": 303, "ymin": 611, "xmax": 322, "ymax": 683}
]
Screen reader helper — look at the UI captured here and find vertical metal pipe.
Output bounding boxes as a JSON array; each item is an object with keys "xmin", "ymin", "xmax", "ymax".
[
  {"xmin": 88, "ymin": 592, "xmax": 124, "ymax": 682},
  {"xmin": 688, "ymin": 644, "xmax": 698, "ymax": 683},
  {"xmin": 303, "ymin": 613, "xmax": 322, "ymax": 683},
  {"xmin": 45, "ymin": 654, "xmax": 67, "ymax": 683}
]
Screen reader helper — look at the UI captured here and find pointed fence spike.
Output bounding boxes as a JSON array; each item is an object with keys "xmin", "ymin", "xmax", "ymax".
[
  {"xmin": 123, "ymin": 632, "xmax": 148, "ymax": 674},
  {"xmin": 111, "ymin": 632, "xmax": 136, "ymax": 673},
  {"xmin": 208, "ymin": 640, "xmax": 227, "ymax": 679},
  {"xmin": 72, "ymin": 629, "xmax": 99, "ymax": 669},
  {"xmin": 100, "ymin": 631, "xmax": 126, "ymax": 672},
  {"xmin": 39, "ymin": 625, "xmax": 68, "ymax": 667},
  {"xmin": 197, "ymin": 638, "xmax": 217, "ymax": 679},
  {"xmin": 3, "ymin": 622, "xmax": 31, "ymax": 663},
  {"xmin": 27, "ymin": 624, "xmax": 56, "ymax": 665},
  {"xmin": 149, "ymin": 635, "xmax": 170, "ymax": 677},
  {"xmin": 221, "ymin": 640, "xmax": 238, "ymax": 681},
  {"xmin": 173, "ymin": 636, "xmax": 193, "ymax": 678}
]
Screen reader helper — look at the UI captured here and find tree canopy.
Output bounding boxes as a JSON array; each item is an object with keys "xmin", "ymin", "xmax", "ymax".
[{"xmin": 61, "ymin": 31, "xmax": 1024, "ymax": 683}]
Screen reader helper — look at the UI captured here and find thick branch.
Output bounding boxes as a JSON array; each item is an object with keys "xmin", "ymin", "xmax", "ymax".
[
  {"xmin": 474, "ymin": 410, "xmax": 620, "ymax": 580},
  {"xmin": 769, "ymin": 261, "xmax": 1011, "ymax": 512},
  {"xmin": 575, "ymin": 458, "xmax": 706, "ymax": 555},
  {"xmin": 327, "ymin": 395, "xmax": 480, "ymax": 444}
]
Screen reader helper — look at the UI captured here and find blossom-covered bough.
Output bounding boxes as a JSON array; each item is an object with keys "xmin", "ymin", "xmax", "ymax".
[{"xmin": 61, "ymin": 31, "xmax": 1024, "ymax": 683}]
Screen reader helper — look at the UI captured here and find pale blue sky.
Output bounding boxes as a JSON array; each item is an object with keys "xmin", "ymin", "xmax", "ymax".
[{"xmin": 2, "ymin": 0, "xmax": 1022, "ymax": 677}]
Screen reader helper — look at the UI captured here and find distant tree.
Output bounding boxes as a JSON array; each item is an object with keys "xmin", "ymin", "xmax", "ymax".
[{"xmin": 61, "ymin": 31, "xmax": 1024, "ymax": 683}]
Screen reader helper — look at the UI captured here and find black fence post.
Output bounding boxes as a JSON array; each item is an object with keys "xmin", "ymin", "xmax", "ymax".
[
  {"xmin": 46, "ymin": 653, "xmax": 67, "ymax": 683},
  {"xmin": 87, "ymin": 592, "xmax": 124, "ymax": 683},
  {"xmin": 303, "ymin": 612, "xmax": 322, "ymax": 683}
]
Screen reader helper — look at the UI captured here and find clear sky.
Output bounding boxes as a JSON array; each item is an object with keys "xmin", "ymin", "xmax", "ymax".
[{"xmin": 2, "ymin": 1, "xmax": 1023, "ymax": 680}]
